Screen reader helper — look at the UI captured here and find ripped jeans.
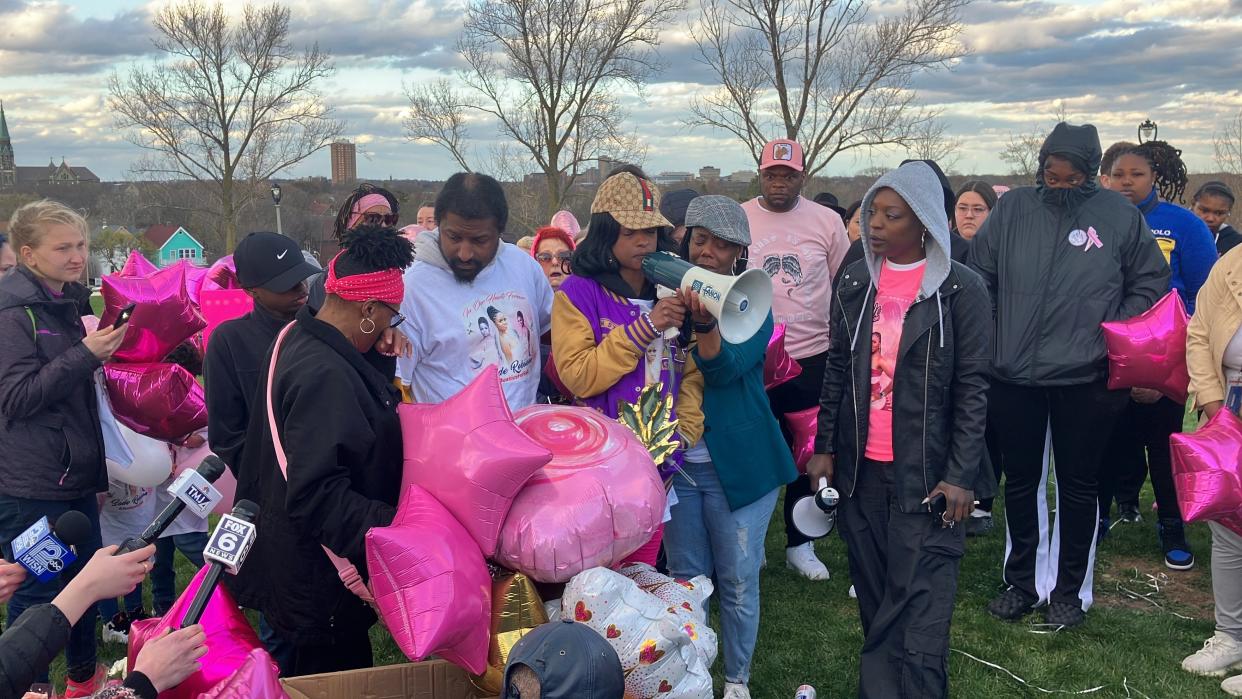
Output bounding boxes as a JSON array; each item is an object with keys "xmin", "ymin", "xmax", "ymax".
[{"xmin": 663, "ymin": 458, "xmax": 778, "ymax": 685}]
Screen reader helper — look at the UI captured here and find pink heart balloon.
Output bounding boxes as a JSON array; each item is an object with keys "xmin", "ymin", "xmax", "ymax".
[
  {"xmin": 366, "ymin": 484, "xmax": 491, "ymax": 674},
  {"xmin": 1102, "ymin": 290, "xmax": 1190, "ymax": 403},
  {"xmin": 784, "ymin": 406, "xmax": 818, "ymax": 474},
  {"xmin": 104, "ymin": 363, "xmax": 208, "ymax": 442},
  {"xmin": 398, "ymin": 367, "xmax": 551, "ymax": 557},
  {"xmin": 120, "ymin": 250, "xmax": 158, "ymax": 278},
  {"xmin": 101, "ymin": 265, "xmax": 207, "ymax": 364},
  {"xmin": 495, "ymin": 404, "xmax": 667, "ymax": 583},
  {"xmin": 1172, "ymin": 408, "xmax": 1242, "ymax": 524},
  {"xmin": 128, "ymin": 566, "xmax": 267, "ymax": 699},
  {"xmin": 197, "ymin": 648, "xmax": 286, "ymax": 699},
  {"xmin": 764, "ymin": 323, "xmax": 802, "ymax": 391}
]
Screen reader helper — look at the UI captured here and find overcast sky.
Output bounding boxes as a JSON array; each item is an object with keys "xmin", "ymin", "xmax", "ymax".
[{"xmin": 1, "ymin": 0, "xmax": 1240, "ymax": 183}]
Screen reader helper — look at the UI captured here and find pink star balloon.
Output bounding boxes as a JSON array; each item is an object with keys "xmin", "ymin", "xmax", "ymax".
[
  {"xmin": 104, "ymin": 363, "xmax": 208, "ymax": 442},
  {"xmin": 1102, "ymin": 290, "xmax": 1190, "ymax": 404},
  {"xmin": 366, "ymin": 484, "xmax": 491, "ymax": 674},
  {"xmin": 100, "ymin": 265, "xmax": 207, "ymax": 364},
  {"xmin": 398, "ymin": 366, "xmax": 552, "ymax": 557},
  {"xmin": 764, "ymin": 323, "xmax": 802, "ymax": 391},
  {"xmin": 120, "ymin": 250, "xmax": 158, "ymax": 277},
  {"xmin": 170, "ymin": 259, "xmax": 210, "ymax": 306},
  {"xmin": 1172, "ymin": 408, "xmax": 1242, "ymax": 527}
]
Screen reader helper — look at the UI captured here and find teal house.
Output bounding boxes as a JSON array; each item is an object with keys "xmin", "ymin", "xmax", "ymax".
[{"xmin": 144, "ymin": 224, "xmax": 205, "ymax": 268}]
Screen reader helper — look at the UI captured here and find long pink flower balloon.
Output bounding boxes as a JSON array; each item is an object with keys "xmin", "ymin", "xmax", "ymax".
[{"xmin": 1102, "ymin": 290, "xmax": 1190, "ymax": 403}]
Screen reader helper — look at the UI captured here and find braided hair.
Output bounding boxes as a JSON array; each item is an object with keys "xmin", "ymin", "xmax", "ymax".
[
  {"xmin": 332, "ymin": 184, "xmax": 400, "ymax": 242},
  {"xmin": 1123, "ymin": 141, "xmax": 1189, "ymax": 203},
  {"xmin": 335, "ymin": 224, "xmax": 414, "ymax": 275}
]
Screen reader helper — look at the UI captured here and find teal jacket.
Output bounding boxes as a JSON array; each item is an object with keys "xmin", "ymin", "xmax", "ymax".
[{"xmin": 691, "ymin": 312, "xmax": 798, "ymax": 511}]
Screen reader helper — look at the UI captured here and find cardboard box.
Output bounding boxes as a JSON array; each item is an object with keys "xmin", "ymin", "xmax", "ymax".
[{"xmin": 281, "ymin": 660, "xmax": 497, "ymax": 699}]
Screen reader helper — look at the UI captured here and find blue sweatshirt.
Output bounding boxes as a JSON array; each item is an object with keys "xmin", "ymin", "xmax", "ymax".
[{"xmin": 1137, "ymin": 189, "xmax": 1216, "ymax": 314}]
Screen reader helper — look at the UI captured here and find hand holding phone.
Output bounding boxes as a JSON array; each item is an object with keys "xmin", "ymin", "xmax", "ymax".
[{"xmin": 113, "ymin": 303, "xmax": 136, "ymax": 330}]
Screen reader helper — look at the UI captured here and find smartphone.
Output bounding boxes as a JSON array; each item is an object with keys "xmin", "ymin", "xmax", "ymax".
[
  {"xmin": 927, "ymin": 492, "xmax": 947, "ymax": 518},
  {"xmin": 28, "ymin": 683, "xmax": 52, "ymax": 697},
  {"xmin": 113, "ymin": 303, "xmax": 136, "ymax": 329}
]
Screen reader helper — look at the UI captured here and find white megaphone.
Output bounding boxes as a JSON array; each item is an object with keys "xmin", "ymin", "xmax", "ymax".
[
  {"xmin": 791, "ymin": 477, "xmax": 839, "ymax": 539},
  {"xmin": 640, "ymin": 251, "xmax": 773, "ymax": 344}
]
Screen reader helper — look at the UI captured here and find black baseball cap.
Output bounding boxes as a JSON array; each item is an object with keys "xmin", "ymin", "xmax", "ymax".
[
  {"xmin": 501, "ymin": 620, "xmax": 624, "ymax": 699},
  {"xmin": 234, "ymin": 232, "xmax": 321, "ymax": 292}
]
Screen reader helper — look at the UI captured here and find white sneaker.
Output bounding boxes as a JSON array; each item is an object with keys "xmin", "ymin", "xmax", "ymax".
[
  {"xmin": 848, "ymin": 585, "xmax": 857, "ymax": 599},
  {"xmin": 1182, "ymin": 633, "xmax": 1242, "ymax": 676},
  {"xmin": 101, "ymin": 619, "xmax": 128, "ymax": 645},
  {"xmin": 785, "ymin": 543, "xmax": 829, "ymax": 581},
  {"xmin": 723, "ymin": 682, "xmax": 751, "ymax": 699},
  {"xmin": 1224, "ymin": 675, "xmax": 1242, "ymax": 696}
]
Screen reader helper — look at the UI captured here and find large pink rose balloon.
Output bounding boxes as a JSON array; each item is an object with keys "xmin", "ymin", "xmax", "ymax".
[
  {"xmin": 784, "ymin": 406, "xmax": 818, "ymax": 474},
  {"xmin": 100, "ymin": 265, "xmax": 207, "ymax": 364},
  {"xmin": 120, "ymin": 250, "xmax": 158, "ymax": 277},
  {"xmin": 1102, "ymin": 290, "xmax": 1190, "ymax": 403},
  {"xmin": 496, "ymin": 405, "xmax": 667, "ymax": 583},
  {"xmin": 128, "ymin": 566, "xmax": 269, "ymax": 699},
  {"xmin": 366, "ymin": 484, "xmax": 490, "ymax": 674},
  {"xmin": 764, "ymin": 323, "xmax": 802, "ymax": 391},
  {"xmin": 104, "ymin": 363, "xmax": 208, "ymax": 442},
  {"xmin": 398, "ymin": 367, "xmax": 551, "ymax": 557},
  {"xmin": 1172, "ymin": 408, "xmax": 1242, "ymax": 525}
]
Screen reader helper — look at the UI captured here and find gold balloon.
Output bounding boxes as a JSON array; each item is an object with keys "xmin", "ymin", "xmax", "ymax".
[
  {"xmin": 617, "ymin": 382, "xmax": 680, "ymax": 466},
  {"xmin": 470, "ymin": 570, "xmax": 549, "ymax": 695}
]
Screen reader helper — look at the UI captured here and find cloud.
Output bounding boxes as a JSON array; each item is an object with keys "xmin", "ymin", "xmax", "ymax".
[{"xmin": 0, "ymin": 2, "xmax": 154, "ymax": 76}]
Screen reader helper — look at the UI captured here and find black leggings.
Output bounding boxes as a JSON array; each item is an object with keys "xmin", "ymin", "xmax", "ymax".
[
  {"xmin": 769, "ymin": 350, "xmax": 828, "ymax": 548},
  {"xmin": 1097, "ymin": 397, "xmax": 1185, "ymax": 523}
]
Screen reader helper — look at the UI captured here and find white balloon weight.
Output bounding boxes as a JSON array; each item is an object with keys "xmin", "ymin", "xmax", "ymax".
[{"xmin": 106, "ymin": 422, "xmax": 173, "ymax": 487}]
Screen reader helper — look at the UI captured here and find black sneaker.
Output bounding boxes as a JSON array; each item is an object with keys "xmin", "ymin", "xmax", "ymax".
[
  {"xmin": 966, "ymin": 512, "xmax": 994, "ymax": 537},
  {"xmin": 1098, "ymin": 516, "xmax": 1110, "ymax": 542},
  {"xmin": 1159, "ymin": 519, "xmax": 1196, "ymax": 571},
  {"xmin": 1044, "ymin": 602, "xmax": 1086, "ymax": 628},
  {"xmin": 1118, "ymin": 501, "xmax": 1142, "ymax": 523},
  {"xmin": 987, "ymin": 587, "xmax": 1038, "ymax": 621}
]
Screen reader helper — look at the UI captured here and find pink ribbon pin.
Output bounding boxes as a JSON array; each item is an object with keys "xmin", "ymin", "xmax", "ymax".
[{"xmin": 1083, "ymin": 226, "xmax": 1103, "ymax": 251}]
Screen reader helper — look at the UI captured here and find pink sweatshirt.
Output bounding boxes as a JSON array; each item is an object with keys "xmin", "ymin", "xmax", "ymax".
[{"xmin": 743, "ymin": 196, "xmax": 849, "ymax": 359}]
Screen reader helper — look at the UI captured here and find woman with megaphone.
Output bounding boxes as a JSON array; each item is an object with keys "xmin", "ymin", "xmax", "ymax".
[
  {"xmin": 806, "ymin": 161, "xmax": 994, "ymax": 699},
  {"xmin": 662, "ymin": 195, "xmax": 797, "ymax": 699}
]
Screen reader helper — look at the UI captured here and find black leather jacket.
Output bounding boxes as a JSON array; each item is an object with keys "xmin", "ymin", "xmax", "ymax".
[{"xmin": 815, "ymin": 260, "xmax": 995, "ymax": 512}]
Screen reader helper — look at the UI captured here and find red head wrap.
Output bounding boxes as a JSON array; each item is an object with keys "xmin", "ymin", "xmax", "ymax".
[{"xmin": 323, "ymin": 252, "xmax": 404, "ymax": 305}]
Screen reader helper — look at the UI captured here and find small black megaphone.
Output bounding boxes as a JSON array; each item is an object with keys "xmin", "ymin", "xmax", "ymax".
[{"xmin": 791, "ymin": 477, "xmax": 840, "ymax": 539}]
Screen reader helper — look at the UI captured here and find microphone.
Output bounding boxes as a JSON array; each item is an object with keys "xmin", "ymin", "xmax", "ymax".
[
  {"xmin": 11, "ymin": 511, "xmax": 92, "ymax": 583},
  {"xmin": 181, "ymin": 499, "xmax": 259, "ymax": 628},
  {"xmin": 116, "ymin": 455, "xmax": 227, "ymax": 555}
]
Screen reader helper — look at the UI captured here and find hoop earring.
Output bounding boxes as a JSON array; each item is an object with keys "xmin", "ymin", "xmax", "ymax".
[{"xmin": 360, "ymin": 317, "xmax": 377, "ymax": 335}]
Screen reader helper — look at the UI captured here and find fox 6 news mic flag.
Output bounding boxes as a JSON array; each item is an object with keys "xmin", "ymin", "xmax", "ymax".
[
  {"xmin": 203, "ymin": 506, "xmax": 258, "ymax": 576},
  {"xmin": 12, "ymin": 516, "xmax": 77, "ymax": 583}
]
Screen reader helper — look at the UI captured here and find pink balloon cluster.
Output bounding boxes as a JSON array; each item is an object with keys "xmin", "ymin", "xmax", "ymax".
[
  {"xmin": 1172, "ymin": 408, "xmax": 1242, "ymax": 537},
  {"xmin": 1102, "ymin": 290, "xmax": 1190, "ymax": 403}
]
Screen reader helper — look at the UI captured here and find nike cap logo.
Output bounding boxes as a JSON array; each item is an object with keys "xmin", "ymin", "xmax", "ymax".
[{"xmin": 276, "ymin": 249, "xmax": 288, "ymax": 260}]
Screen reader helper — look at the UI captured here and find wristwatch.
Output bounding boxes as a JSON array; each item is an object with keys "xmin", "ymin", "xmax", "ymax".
[{"xmin": 693, "ymin": 318, "xmax": 718, "ymax": 333}]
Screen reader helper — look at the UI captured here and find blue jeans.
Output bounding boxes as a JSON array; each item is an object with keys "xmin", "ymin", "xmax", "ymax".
[
  {"xmin": 152, "ymin": 532, "xmax": 208, "ymax": 614},
  {"xmin": 0, "ymin": 493, "xmax": 104, "ymax": 683},
  {"xmin": 663, "ymin": 459, "xmax": 778, "ymax": 685}
]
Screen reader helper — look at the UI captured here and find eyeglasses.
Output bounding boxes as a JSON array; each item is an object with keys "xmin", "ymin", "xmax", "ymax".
[
  {"xmin": 535, "ymin": 251, "xmax": 573, "ymax": 263},
  {"xmin": 378, "ymin": 302, "xmax": 405, "ymax": 328},
  {"xmin": 359, "ymin": 212, "xmax": 399, "ymax": 226}
]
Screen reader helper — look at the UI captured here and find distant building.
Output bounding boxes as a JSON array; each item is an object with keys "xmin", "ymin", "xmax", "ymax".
[
  {"xmin": 330, "ymin": 140, "xmax": 357, "ymax": 185},
  {"xmin": 654, "ymin": 171, "xmax": 693, "ymax": 186},
  {"xmin": 699, "ymin": 166, "xmax": 721, "ymax": 182},
  {"xmin": 0, "ymin": 102, "xmax": 99, "ymax": 188},
  {"xmin": 726, "ymin": 170, "xmax": 757, "ymax": 184},
  {"xmin": 144, "ymin": 224, "xmax": 205, "ymax": 268}
]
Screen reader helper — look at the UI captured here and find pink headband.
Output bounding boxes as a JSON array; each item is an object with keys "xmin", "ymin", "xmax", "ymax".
[
  {"xmin": 323, "ymin": 252, "xmax": 404, "ymax": 305},
  {"xmin": 348, "ymin": 194, "xmax": 392, "ymax": 229}
]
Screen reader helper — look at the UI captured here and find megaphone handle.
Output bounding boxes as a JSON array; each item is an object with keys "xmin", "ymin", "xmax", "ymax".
[{"xmin": 818, "ymin": 477, "xmax": 829, "ymax": 491}]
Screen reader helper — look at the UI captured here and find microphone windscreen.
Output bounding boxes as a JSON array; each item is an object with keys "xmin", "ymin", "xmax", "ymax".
[
  {"xmin": 54, "ymin": 511, "xmax": 93, "ymax": 547},
  {"xmin": 197, "ymin": 455, "xmax": 226, "ymax": 481},
  {"xmin": 232, "ymin": 499, "xmax": 260, "ymax": 521}
]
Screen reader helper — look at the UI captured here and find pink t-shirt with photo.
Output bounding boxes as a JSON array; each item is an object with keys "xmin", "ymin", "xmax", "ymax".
[{"xmin": 864, "ymin": 259, "xmax": 926, "ymax": 462}]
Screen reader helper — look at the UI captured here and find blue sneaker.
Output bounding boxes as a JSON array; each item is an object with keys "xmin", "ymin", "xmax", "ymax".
[{"xmin": 1159, "ymin": 519, "xmax": 1195, "ymax": 571}]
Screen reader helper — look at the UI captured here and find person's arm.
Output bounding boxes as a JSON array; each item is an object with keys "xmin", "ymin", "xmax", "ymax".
[
  {"xmin": 279, "ymin": 374, "xmax": 397, "ymax": 567},
  {"xmin": 940, "ymin": 272, "xmax": 993, "ymax": 492},
  {"xmin": 0, "ymin": 562, "xmax": 24, "ymax": 605},
  {"xmin": 1177, "ymin": 217, "xmax": 1218, "ymax": 315},
  {"xmin": 0, "ymin": 309, "xmax": 102, "ymax": 419},
  {"xmin": 691, "ymin": 309, "xmax": 771, "ymax": 387},
  {"xmin": 675, "ymin": 353, "xmax": 705, "ymax": 446},
  {"xmin": 1117, "ymin": 212, "xmax": 1172, "ymax": 320},
  {"xmin": 825, "ymin": 212, "xmax": 850, "ymax": 286},
  {"xmin": 1187, "ymin": 266, "xmax": 1227, "ymax": 411},
  {"xmin": 203, "ymin": 333, "xmax": 248, "ymax": 475},
  {"xmin": 550, "ymin": 291, "xmax": 648, "ymax": 399},
  {"xmin": 813, "ymin": 287, "xmax": 850, "ymax": 456}
]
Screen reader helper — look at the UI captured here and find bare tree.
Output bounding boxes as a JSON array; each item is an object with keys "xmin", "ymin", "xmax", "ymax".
[
  {"xmin": 999, "ymin": 128, "xmax": 1045, "ymax": 180},
  {"xmin": 405, "ymin": 0, "xmax": 679, "ymax": 220},
  {"xmin": 108, "ymin": 1, "xmax": 343, "ymax": 252},
  {"xmin": 691, "ymin": 0, "xmax": 968, "ymax": 177},
  {"xmin": 906, "ymin": 117, "xmax": 962, "ymax": 171},
  {"xmin": 1215, "ymin": 110, "xmax": 1242, "ymax": 176}
]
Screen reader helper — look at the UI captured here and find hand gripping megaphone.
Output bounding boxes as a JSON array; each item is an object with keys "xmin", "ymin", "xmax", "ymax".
[
  {"xmin": 791, "ymin": 477, "xmax": 840, "ymax": 539},
  {"xmin": 640, "ymin": 251, "xmax": 773, "ymax": 344}
]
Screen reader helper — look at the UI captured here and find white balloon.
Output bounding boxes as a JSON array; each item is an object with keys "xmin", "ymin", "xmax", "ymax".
[{"xmin": 106, "ymin": 422, "xmax": 173, "ymax": 487}]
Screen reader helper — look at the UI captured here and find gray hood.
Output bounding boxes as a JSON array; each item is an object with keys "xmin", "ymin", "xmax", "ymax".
[
  {"xmin": 858, "ymin": 160, "xmax": 953, "ymax": 299},
  {"xmin": 413, "ymin": 229, "xmax": 450, "ymax": 271}
]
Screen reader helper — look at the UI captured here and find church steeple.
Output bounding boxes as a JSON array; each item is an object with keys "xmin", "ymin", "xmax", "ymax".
[
  {"xmin": 0, "ymin": 101, "xmax": 9, "ymax": 140},
  {"xmin": 0, "ymin": 101, "xmax": 15, "ymax": 187}
]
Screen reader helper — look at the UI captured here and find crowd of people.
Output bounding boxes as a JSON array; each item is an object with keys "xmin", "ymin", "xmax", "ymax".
[{"xmin": 0, "ymin": 120, "xmax": 1240, "ymax": 698}]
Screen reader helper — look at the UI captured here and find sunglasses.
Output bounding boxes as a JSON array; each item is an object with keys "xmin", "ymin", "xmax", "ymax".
[
  {"xmin": 359, "ymin": 212, "xmax": 399, "ymax": 226},
  {"xmin": 378, "ymin": 302, "xmax": 405, "ymax": 328},
  {"xmin": 535, "ymin": 251, "xmax": 573, "ymax": 263}
]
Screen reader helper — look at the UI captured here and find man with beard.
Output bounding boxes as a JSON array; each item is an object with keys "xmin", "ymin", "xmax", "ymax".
[{"xmin": 397, "ymin": 173, "xmax": 552, "ymax": 409}]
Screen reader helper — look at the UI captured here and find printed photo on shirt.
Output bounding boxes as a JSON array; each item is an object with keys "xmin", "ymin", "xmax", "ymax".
[{"xmin": 462, "ymin": 292, "xmax": 537, "ymax": 382}]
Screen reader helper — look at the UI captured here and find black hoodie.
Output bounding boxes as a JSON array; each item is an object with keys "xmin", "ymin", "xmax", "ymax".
[
  {"xmin": 0, "ymin": 267, "xmax": 106, "ymax": 499},
  {"xmin": 968, "ymin": 123, "xmax": 1171, "ymax": 386}
]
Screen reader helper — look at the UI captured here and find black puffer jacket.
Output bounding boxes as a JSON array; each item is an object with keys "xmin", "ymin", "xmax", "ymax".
[
  {"xmin": 0, "ymin": 267, "xmax": 106, "ymax": 500},
  {"xmin": 816, "ymin": 162, "xmax": 994, "ymax": 512},
  {"xmin": 968, "ymin": 123, "xmax": 1170, "ymax": 386},
  {"xmin": 226, "ymin": 306, "xmax": 401, "ymax": 645}
]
